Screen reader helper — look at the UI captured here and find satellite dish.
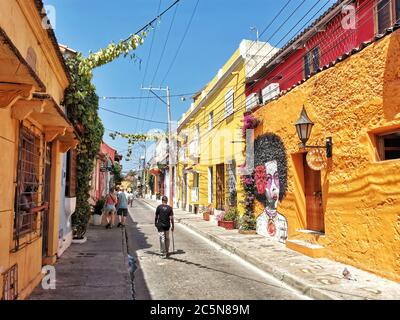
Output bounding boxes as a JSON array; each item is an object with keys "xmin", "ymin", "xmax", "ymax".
[{"xmin": 180, "ymin": 96, "xmax": 186, "ymax": 102}]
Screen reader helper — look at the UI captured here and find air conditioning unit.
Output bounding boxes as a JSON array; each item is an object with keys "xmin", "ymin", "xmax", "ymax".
[{"xmin": 262, "ymin": 83, "xmax": 280, "ymax": 103}]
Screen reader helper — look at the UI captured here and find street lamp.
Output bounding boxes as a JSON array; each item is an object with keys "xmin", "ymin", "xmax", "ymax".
[{"xmin": 294, "ymin": 105, "xmax": 332, "ymax": 158}]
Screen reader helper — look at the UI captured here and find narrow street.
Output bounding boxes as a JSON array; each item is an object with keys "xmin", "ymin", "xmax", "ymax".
[{"xmin": 127, "ymin": 200, "xmax": 307, "ymax": 300}]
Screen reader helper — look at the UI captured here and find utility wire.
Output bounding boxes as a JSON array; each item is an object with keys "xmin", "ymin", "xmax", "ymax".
[
  {"xmin": 99, "ymin": 107, "xmax": 168, "ymax": 124},
  {"xmin": 161, "ymin": 0, "xmax": 200, "ymax": 85},
  {"xmin": 101, "ymin": 92, "xmax": 196, "ymax": 100},
  {"xmin": 184, "ymin": 0, "xmax": 382, "ymax": 146}
]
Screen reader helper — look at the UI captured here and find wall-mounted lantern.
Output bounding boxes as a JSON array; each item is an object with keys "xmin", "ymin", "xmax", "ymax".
[{"xmin": 294, "ymin": 105, "xmax": 332, "ymax": 158}]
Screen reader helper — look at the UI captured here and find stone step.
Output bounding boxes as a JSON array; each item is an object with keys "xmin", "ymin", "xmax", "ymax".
[{"xmin": 286, "ymin": 239, "xmax": 325, "ymax": 258}]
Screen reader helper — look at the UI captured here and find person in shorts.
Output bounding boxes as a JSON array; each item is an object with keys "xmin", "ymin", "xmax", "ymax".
[
  {"xmin": 104, "ymin": 188, "xmax": 117, "ymax": 229},
  {"xmin": 116, "ymin": 187, "xmax": 128, "ymax": 227}
]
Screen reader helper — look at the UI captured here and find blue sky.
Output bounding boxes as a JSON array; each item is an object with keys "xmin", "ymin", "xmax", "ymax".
[{"xmin": 44, "ymin": 0, "xmax": 335, "ymax": 171}]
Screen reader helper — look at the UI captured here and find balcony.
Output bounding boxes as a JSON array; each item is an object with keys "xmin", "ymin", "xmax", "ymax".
[
  {"xmin": 178, "ymin": 146, "xmax": 188, "ymax": 164},
  {"xmin": 191, "ymin": 187, "xmax": 199, "ymax": 203},
  {"xmin": 189, "ymin": 139, "xmax": 200, "ymax": 160}
]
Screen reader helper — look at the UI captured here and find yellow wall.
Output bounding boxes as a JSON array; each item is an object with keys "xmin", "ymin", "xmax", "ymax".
[
  {"xmin": 0, "ymin": 0, "xmax": 72, "ymax": 299},
  {"xmin": 253, "ymin": 30, "xmax": 400, "ymax": 282},
  {"xmin": 178, "ymin": 49, "xmax": 246, "ymax": 213}
]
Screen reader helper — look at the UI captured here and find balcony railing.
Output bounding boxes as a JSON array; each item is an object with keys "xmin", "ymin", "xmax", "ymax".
[
  {"xmin": 178, "ymin": 146, "xmax": 188, "ymax": 164},
  {"xmin": 189, "ymin": 139, "xmax": 200, "ymax": 159}
]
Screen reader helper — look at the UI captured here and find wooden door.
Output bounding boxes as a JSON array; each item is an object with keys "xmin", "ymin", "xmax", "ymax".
[
  {"xmin": 216, "ymin": 164, "xmax": 225, "ymax": 210},
  {"xmin": 182, "ymin": 173, "xmax": 187, "ymax": 209},
  {"xmin": 303, "ymin": 154, "xmax": 324, "ymax": 232}
]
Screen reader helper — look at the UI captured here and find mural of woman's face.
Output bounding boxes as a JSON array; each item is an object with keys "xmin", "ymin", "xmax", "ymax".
[{"xmin": 265, "ymin": 160, "xmax": 280, "ymax": 209}]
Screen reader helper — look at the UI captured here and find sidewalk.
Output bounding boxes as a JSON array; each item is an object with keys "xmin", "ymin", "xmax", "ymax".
[
  {"xmin": 29, "ymin": 225, "xmax": 132, "ymax": 300},
  {"xmin": 142, "ymin": 198, "xmax": 400, "ymax": 300}
]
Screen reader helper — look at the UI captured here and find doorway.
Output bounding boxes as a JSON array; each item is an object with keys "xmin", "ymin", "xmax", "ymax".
[
  {"xmin": 182, "ymin": 173, "xmax": 187, "ymax": 210},
  {"xmin": 216, "ymin": 164, "xmax": 225, "ymax": 210},
  {"xmin": 303, "ymin": 153, "xmax": 324, "ymax": 232},
  {"xmin": 42, "ymin": 142, "xmax": 52, "ymax": 257}
]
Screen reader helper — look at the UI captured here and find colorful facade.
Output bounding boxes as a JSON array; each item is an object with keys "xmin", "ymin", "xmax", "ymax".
[
  {"xmin": 246, "ymin": 0, "xmax": 400, "ymax": 281},
  {"xmin": 0, "ymin": 0, "xmax": 78, "ymax": 299},
  {"xmin": 176, "ymin": 40, "xmax": 278, "ymax": 214}
]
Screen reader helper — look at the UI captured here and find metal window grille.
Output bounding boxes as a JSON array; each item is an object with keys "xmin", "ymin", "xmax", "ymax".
[
  {"xmin": 13, "ymin": 123, "xmax": 46, "ymax": 252},
  {"xmin": 2, "ymin": 264, "xmax": 18, "ymax": 300}
]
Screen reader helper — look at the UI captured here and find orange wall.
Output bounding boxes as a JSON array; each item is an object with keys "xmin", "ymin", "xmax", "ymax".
[{"xmin": 253, "ymin": 30, "xmax": 400, "ymax": 282}]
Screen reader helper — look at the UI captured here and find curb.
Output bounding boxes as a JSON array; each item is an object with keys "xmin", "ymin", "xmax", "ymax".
[{"xmin": 141, "ymin": 199, "xmax": 337, "ymax": 300}]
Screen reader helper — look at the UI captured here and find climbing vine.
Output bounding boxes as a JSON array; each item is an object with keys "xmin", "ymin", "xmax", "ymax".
[
  {"xmin": 109, "ymin": 130, "xmax": 165, "ymax": 161},
  {"xmin": 65, "ymin": 33, "xmax": 146, "ymax": 239}
]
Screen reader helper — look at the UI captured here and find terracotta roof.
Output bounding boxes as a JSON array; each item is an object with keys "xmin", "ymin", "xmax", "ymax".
[
  {"xmin": 248, "ymin": 0, "xmax": 345, "ymax": 83},
  {"xmin": 257, "ymin": 23, "xmax": 400, "ymax": 106},
  {"xmin": 0, "ymin": 27, "xmax": 46, "ymax": 91},
  {"xmin": 34, "ymin": 0, "xmax": 71, "ymax": 82}
]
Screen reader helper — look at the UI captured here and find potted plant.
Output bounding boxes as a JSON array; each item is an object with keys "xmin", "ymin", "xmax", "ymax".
[
  {"xmin": 238, "ymin": 215, "xmax": 257, "ymax": 234},
  {"xmin": 200, "ymin": 204, "xmax": 213, "ymax": 221},
  {"xmin": 221, "ymin": 207, "xmax": 238, "ymax": 230},
  {"xmin": 92, "ymin": 197, "xmax": 105, "ymax": 226},
  {"xmin": 156, "ymin": 192, "xmax": 161, "ymax": 200}
]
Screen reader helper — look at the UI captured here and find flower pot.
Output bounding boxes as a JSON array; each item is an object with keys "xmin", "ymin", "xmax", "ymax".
[
  {"xmin": 93, "ymin": 214, "xmax": 103, "ymax": 226},
  {"xmin": 217, "ymin": 220, "xmax": 223, "ymax": 227},
  {"xmin": 222, "ymin": 220, "xmax": 235, "ymax": 230},
  {"xmin": 203, "ymin": 212, "xmax": 210, "ymax": 221}
]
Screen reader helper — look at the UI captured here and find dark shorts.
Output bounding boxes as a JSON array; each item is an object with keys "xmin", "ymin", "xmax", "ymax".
[{"xmin": 117, "ymin": 208, "xmax": 128, "ymax": 217}]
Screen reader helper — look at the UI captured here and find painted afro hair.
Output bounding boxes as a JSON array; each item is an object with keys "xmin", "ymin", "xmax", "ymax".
[{"xmin": 254, "ymin": 133, "xmax": 288, "ymax": 204}]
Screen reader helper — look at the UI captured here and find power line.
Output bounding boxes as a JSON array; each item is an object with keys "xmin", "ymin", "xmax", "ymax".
[
  {"xmin": 101, "ymin": 92, "xmax": 196, "ymax": 100},
  {"xmin": 161, "ymin": 0, "xmax": 200, "ymax": 85},
  {"xmin": 138, "ymin": 0, "xmax": 163, "ymax": 134},
  {"xmin": 150, "ymin": 1, "xmax": 180, "ymax": 85},
  {"xmin": 99, "ymin": 107, "xmax": 168, "ymax": 124},
  {"xmin": 183, "ymin": 0, "xmax": 381, "ymax": 146}
]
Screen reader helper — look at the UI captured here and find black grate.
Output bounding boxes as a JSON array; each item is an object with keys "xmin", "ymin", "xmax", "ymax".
[
  {"xmin": 13, "ymin": 123, "xmax": 46, "ymax": 251},
  {"xmin": 2, "ymin": 264, "xmax": 18, "ymax": 300}
]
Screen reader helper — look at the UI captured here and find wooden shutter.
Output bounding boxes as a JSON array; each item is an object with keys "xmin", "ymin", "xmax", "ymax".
[
  {"xmin": 312, "ymin": 46, "xmax": 320, "ymax": 72},
  {"xmin": 225, "ymin": 89, "xmax": 234, "ymax": 117},
  {"xmin": 66, "ymin": 149, "xmax": 77, "ymax": 197},
  {"xmin": 377, "ymin": 0, "xmax": 391, "ymax": 34},
  {"xmin": 303, "ymin": 53, "xmax": 311, "ymax": 78}
]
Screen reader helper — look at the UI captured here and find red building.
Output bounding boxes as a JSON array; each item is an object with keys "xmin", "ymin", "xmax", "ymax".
[
  {"xmin": 245, "ymin": 0, "xmax": 393, "ymax": 105},
  {"xmin": 90, "ymin": 141, "xmax": 120, "ymax": 202}
]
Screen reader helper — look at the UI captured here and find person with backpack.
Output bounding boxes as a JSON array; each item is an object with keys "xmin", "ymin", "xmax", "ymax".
[
  {"xmin": 104, "ymin": 188, "xmax": 117, "ymax": 229},
  {"xmin": 155, "ymin": 196, "xmax": 174, "ymax": 259}
]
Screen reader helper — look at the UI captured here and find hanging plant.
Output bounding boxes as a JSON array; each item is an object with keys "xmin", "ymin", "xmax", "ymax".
[
  {"xmin": 109, "ymin": 131, "xmax": 164, "ymax": 161},
  {"xmin": 242, "ymin": 113, "xmax": 261, "ymax": 137}
]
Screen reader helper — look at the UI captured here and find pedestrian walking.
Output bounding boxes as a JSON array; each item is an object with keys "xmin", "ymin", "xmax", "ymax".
[
  {"xmin": 154, "ymin": 196, "xmax": 174, "ymax": 259},
  {"xmin": 104, "ymin": 188, "xmax": 117, "ymax": 229},
  {"xmin": 116, "ymin": 187, "xmax": 128, "ymax": 227},
  {"xmin": 128, "ymin": 190, "xmax": 134, "ymax": 207}
]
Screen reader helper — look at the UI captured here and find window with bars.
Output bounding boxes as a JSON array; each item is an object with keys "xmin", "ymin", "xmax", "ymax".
[
  {"xmin": 377, "ymin": 0, "xmax": 400, "ymax": 34},
  {"xmin": 304, "ymin": 46, "xmax": 320, "ymax": 78},
  {"xmin": 1, "ymin": 264, "xmax": 18, "ymax": 300},
  {"xmin": 376, "ymin": 131, "xmax": 400, "ymax": 160},
  {"xmin": 13, "ymin": 123, "xmax": 46, "ymax": 250}
]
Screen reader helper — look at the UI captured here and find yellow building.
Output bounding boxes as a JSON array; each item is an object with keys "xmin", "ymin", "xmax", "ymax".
[
  {"xmin": 176, "ymin": 40, "xmax": 278, "ymax": 215},
  {"xmin": 0, "ymin": 0, "xmax": 78, "ymax": 299}
]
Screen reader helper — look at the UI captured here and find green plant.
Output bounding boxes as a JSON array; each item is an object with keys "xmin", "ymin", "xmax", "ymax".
[
  {"xmin": 224, "ymin": 207, "xmax": 239, "ymax": 221},
  {"xmin": 93, "ymin": 197, "xmax": 106, "ymax": 215},
  {"xmin": 240, "ymin": 215, "xmax": 257, "ymax": 230},
  {"xmin": 66, "ymin": 33, "xmax": 146, "ymax": 239},
  {"xmin": 112, "ymin": 162, "xmax": 123, "ymax": 185}
]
